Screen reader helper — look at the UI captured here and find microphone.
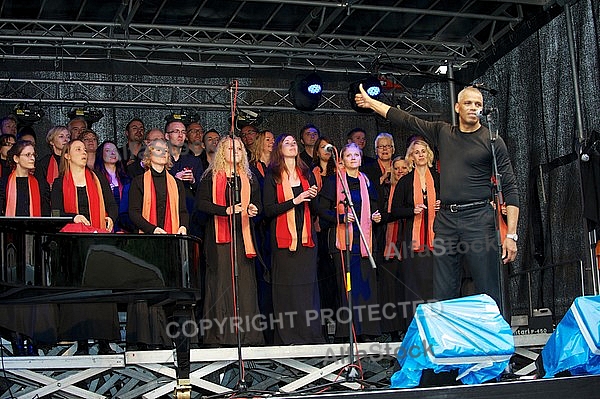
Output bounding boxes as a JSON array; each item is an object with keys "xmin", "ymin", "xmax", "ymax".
[
  {"xmin": 476, "ymin": 108, "xmax": 497, "ymax": 117},
  {"xmin": 324, "ymin": 143, "xmax": 335, "ymax": 153}
]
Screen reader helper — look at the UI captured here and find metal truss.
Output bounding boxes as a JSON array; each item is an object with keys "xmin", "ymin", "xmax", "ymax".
[
  {"xmin": 0, "ymin": 76, "xmax": 440, "ymax": 116},
  {"xmin": 0, "ymin": 334, "xmax": 549, "ymax": 398},
  {"xmin": 0, "ymin": 0, "xmax": 538, "ymax": 78}
]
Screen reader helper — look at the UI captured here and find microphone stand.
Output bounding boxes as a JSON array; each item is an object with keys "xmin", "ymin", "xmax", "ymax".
[
  {"xmin": 228, "ymin": 83, "xmax": 247, "ymax": 392},
  {"xmin": 333, "ymin": 149, "xmax": 377, "ymax": 382},
  {"xmin": 485, "ymin": 111, "xmax": 508, "ymax": 320}
]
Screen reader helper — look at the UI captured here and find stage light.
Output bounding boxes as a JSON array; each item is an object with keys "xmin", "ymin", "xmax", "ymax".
[
  {"xmin": 67, "ymin": 106, "xmax": 104, "ymax": 124},
  {"xmin": 13, "ymin": 103, "xmax": 45, "ymax": 124},
  {"xmin": 348, "ymin": 75, "xmax": 383, "ymax": 113},
  {"xmin": 164, "ymin": 110, "xmax": 200, "ymax": 126},
  {"xmin": 289, "ymin": 72, "xmax": 323, "ymax": 112},
  {"xmin": 235, "ymin": 108, "xmax": 263, "ymax": 130}
]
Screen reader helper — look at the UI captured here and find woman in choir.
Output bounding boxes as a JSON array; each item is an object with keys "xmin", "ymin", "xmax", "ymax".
[
  {"xmin": 51, "ymin": 139, "xmax": 119, "ymax": 355},
  {"xmin": 35, "ymin": 126, "xmax": 70, "ymax": 189},
  {"xmin": 196, "ymin": 136, "xmax": 264, "ymax": 346},
  {"xmin": 391, "ymin": 139, "xmax": 440, "ymax": 325},
  {"xmin": 263, "ymin": 134, "xmax": 325, "ymax": 344},
  {"xmin": 128, "ymin": 138, "xmax": 188, "ymax": 234},
  {"xmin": 0, "ymin": 140, "xmax": 50, "ymax": 216},
  {"xmin": 319, "ymin": 143, "xmax": 381, "ymax": 341},
  {"xmin": 81, "ymin": 129, "xmax": 99, "ymax": 169},
  {"xmin": 249, "ymin": 129, "xmax": 274, "ymax": 184},
  {"xmin": 95, "ymin": 140, "xmax": 132, "ymax": 232},
  {"xmin": 0, "ymin": 140, "xmax": 54, "ymax": 355},
  {"xmin": 51, "ymin": 139, "xmax": 117, "ymax": 231}
]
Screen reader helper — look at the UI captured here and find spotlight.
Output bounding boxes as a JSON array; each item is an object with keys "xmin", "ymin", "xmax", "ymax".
[
  {"xmin": 13, "ymin": 103, "xmax": 45, "ymax": 125},
  {"xmin": 348, "ymin": 75, "xmax": 383, "ymax": 113},
  {"xmin": 289, "ymin": 72, "xmax": 323, "ymax": 112},
  {"xmin": 235, "ymin": 108, "xmax": 263, "ymax": 130},
  {"xmin": 66, "ymin": 106, "xmax": 104, "ymax": 124},
  {"xmin": 164, "ymin": 110, "xmax": 200, "ymax": 126}
]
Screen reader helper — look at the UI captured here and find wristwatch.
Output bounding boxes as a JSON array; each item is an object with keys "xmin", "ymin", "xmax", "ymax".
[{"xmin": 506, "ymin": 233, "xmax": 518, "ymax": 242}]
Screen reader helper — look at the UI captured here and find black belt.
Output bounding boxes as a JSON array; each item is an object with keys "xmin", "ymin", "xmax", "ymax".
[{"xmin": 440, "ymin": 200, "xmax": 489, "ymax": 213}]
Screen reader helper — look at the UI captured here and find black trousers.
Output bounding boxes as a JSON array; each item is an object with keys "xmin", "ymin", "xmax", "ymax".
[{"xmin": 432, "ymin": 204, "xmax": 502, "ymax": 307}]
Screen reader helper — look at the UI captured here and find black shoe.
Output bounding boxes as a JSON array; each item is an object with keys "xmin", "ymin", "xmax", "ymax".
[
  {"xmin": 75, "ymin": 340, "xmax": 89, "ymax": 355},
  {"xmin": 97, "ymin": 340, "xmax": 117, "ymax": 355}
]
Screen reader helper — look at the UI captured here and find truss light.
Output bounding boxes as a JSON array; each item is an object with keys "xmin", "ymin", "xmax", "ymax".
[
  {"xmin": 348, "ymin": 75, "xmax": 383, "ymax": 113},
  {"xmin": 164, "ymin": 110, "xmax": 199, "ymax": 126},
  {"xmin": 289, "ymin": 73, "xmax": 323, "ymax": 112},
  {"xmin": 67, "ymin": 106, "xmax": 103, "ymax": 124},
  {"xmin": 435, "ymin": 65, "xmax": 448, "ymax": 75},
  {"xmin": 14, "ymin": 103, "xmax": 45, "ymax": 125}
]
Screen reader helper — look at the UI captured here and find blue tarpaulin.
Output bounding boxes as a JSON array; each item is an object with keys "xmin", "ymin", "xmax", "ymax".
[
  {"xmin": 541, "ymin": 295, "xmax": 600, "ymax": 378},
  {"xmin": 391, "ymin": 294, "xmax": 514, "ymax": 388}
]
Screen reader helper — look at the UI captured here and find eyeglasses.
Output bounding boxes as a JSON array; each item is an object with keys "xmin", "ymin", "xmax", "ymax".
[
  {"xmin": 376, "ymin": 144, "xmax": 393, "ymax": 150},
  {"xmin": 151, "ymin": 147, "xmax": 169, "ymax": 154},
  {"xmin": 187, "ymin": 129, "xmax": 203, "ymax": 133},
  {"xmin": 240, "ymin": 130, "xmax": 258, "ymax": 137},
  {"xmin": 19, "ymin": 152, "xmax": 36, "ymax": 158},
  {"xmin": 2, "ymin": 142, "xmax": 15, "ymax": 147},
  {"xmin": 166, "ymin": 130, "xmax": 186, "ymax": 135},
  {"xmin": 82, "ymin": 137, "xmax": 98, "ymax": 142}
]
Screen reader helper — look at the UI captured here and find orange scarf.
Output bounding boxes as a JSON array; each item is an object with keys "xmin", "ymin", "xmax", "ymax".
[
  {"xmin": 336, "ymin": 170, "xmax": 372, "ymax": 257},
  {"xmin": 141, "ymin": 169, "xmax": 180, "ymax": 234},
  {"xmin": 213, "ymin": 171, "xmax": 256, "ymax": 258},
  {"xmin": 46, "ymin": 155, "xmax": 59, "ymax": 187},
  {"xmin": 5, "ymin": 172, "xmax": 41, "ymax": 216},
  {"xmin": 312, "ymin": 166, "xmax": 323, "ymax": 191},
  {"xmin": 384, "ymin": 183, "xmax": 400, "ymax": 260},
  {"xmin": 412, "ymin": 169, "xmax": 436, "ymax": 252},
  {"xmin": 63, "ymin": 168, "xmax": 106, "ymax": 229},
  {"xmin": 275, "ymin": 168, "xmax": 314, "ymax": 251}
]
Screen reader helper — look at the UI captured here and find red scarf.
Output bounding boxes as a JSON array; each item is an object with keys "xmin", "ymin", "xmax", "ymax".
[
  {"xmin": 275, "ymin": 168, "xmax": 314, "ymax": 251},
  {"xmin": 412, "ymin": 169, "xmax": 436, "ymax": 252},
  {"xmin": 213, "ymin": 171, "xmax": 256, "ymax": 258},
  {"xmin": 5, "ymin": 171, "xmax": 41, "ymax": 216},
  {"xmin": 46, "ymin": 155, "xmax": 59, "ymax": 187},
  {"xmin": 336, "ymin": 170, "xmax": 372, "ymax": 257},
  {"xmin": 255, "ymin": 162, "xmax": 265, "ymax": 177},
  {"xmin": 141, "ymin": 169, "xmax": 180, "ymax": 234},
  {"xmin": 384, "ymin": 183, "xmax": 400, "ymax": 260},
  {"xmin": 63, "ymin": 168, "xmax": 106, "ymax": 229}
]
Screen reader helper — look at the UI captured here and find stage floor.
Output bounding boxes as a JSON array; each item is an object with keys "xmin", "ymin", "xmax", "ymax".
[{"xmin": 1, "ymin": 334, "xmax": 594, "ymax": 399}]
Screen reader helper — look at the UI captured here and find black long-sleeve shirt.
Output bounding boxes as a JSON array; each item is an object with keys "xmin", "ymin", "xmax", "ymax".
[
  {"xmin": 0, "ymin": 175, "xmax": 51, "ymax": 216},
  {"xmin": 386, "ymin": 107, "xmax": 519, "ymax": 207},
  {"xmin": 128, "ymin": 167, "xmax": 189, "ymax": 233}
]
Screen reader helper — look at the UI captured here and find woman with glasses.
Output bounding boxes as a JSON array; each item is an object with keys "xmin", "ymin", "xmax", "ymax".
[
  {"xmin": 0, "ymin": 140, "xmax": 50, "ymax": 216},
  {"xmin": 128, "ymin": 138, "xmax": 188, "ymax": 235},
  {"xmin": 0, "ymin": 140, "xmax": 54, "ymax": 355},
  {"xmin": 263, "ymin": 134, "xmax": 325, "ymax": 345},
  {"xmin": 390, "ymin": 139, "xmax": 440, "ymax": 326}
]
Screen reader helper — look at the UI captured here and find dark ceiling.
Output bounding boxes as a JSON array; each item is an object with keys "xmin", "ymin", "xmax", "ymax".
[{"xmin": 0, "ymin": 0, "xmax": 565, "ymax": 112}]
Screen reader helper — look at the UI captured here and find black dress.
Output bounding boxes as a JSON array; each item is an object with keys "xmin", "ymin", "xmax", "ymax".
[
  {"xmin": 0, "ymin": 175, "xmax": 56, "ymax": 347},
  {"xmin": 391, "ymin": 169, "xmax": 440, "ymax": 325},
  {"xmin": 319, "ymin": 173, "xmax": 381, "ymax": 338},
  {"xmin": 263, "ymin": 171, "xmax": 325, "ymax": 345},
  {"xmin": 195, "ymin": 173, "xmax": 265, "ymax": 346}
]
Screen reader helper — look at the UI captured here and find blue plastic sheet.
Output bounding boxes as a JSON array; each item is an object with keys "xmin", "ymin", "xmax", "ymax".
[
  {"xmin": 391, "ymin": 294, "xmax": 514, "ymax": 388},
  {"xmin": 541, "ymin": 295, "xmax": 600, "ymax": 378}
]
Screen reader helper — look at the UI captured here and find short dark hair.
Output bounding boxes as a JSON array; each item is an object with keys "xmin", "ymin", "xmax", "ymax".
[
  {"xmin": 126, "ymin": 118, "xmax": 144, "ymax": 131},
  {"xmin": 347, "ymin": 127, "xmax": 366, "ymax": 139}
]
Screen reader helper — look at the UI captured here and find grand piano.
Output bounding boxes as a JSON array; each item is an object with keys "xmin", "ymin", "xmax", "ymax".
[{"xmin": 0, "ymin": 217, "xmax": 203, "ymax": 390}]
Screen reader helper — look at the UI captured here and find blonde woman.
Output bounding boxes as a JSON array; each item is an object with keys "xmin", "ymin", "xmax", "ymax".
[
  {"xmin": 391, "ymin": 139, "xmax": 440, "ymax": 325},
  {"xmin": 128, "ymin": 139, "xmax": 188, "ymax": 234},
  {"xmin": 196, "ymin": 136, "xmax": 264, "ymax": 346}
]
